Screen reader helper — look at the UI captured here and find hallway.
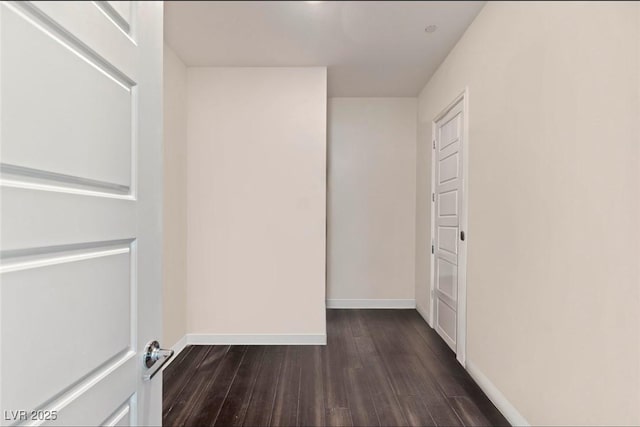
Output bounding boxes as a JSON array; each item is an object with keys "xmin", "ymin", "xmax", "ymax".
[{"xmin": 163, "ymin": 310, "xmax": 508, "ymax": 426}]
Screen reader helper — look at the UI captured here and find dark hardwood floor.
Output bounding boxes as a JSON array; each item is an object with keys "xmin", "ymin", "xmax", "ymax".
[{"xmin": 163, "ymin": 309, "xmax": 509, "ymax": 426}]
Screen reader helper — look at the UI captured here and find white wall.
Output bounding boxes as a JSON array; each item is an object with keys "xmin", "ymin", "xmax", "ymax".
[
  {"xmin": 328, "ymin": 98, "xmax": 417, "ymax": 306},
  {"xmin": 187, "ymin": 67, "xmax": 327, "ymax": 340},
  {"xmin": 415, "ymin": 2, "xmax": 640, "ymax": 425},
  {"xmin": 162, "ymin": 44, "xmax": 187, "ymax": 348}
]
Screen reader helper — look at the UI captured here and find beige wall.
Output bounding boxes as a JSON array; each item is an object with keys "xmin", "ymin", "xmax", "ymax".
[
  {"xmin": 186, "ymin": 67, "xmax": 327, "ymax": 338},
  {"xmin": 328, "ymin": 98, "xmax": 417, "ymax": 304},
  {"xmin": 162, "ymin": 44, "xmax": 188, "ymax": 348},
  {"xmin": 416, "ymin": 2, "xmax": 640, "ymax": 425}
]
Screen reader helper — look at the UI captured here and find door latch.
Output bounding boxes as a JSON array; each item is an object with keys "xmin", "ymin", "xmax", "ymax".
[{"xmin": 143, "ymin": 340, "xmax": 174, "ymax": 381}]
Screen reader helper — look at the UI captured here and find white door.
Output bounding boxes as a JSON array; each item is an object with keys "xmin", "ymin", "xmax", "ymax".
[
  {"xmin": 433, "ymin": 97, "xmax": 465, "ymax": 354},
  {"xmin": 0, "ymin": 1, "xmax": 163, "ymax": 426}
]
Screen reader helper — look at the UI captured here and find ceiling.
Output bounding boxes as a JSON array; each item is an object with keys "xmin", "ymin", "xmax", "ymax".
[{"xmin": 164, "ymin": 1, "xmax": 484, "ymax": 97}]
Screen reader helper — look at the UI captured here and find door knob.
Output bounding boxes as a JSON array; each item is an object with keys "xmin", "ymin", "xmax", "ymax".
[
  {"xmin": 143, "ymin": 340, "xmax": 174, "ymax": 380},
  {"xmin": 460, "ymin": 230, "xmax": 465, "ymax": 241}
]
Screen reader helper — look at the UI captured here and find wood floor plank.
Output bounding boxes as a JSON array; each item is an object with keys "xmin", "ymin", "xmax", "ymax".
[
  {"xmin": 353, "ymin": 335, "xmax": 376, "ymax": 357},
  {"xmin": 355, "ymin": 310, "xmax": 411, "ymax": 426},
  {"xmin": 398, "ymin": 395, "xmax": 437, "ymax": 427},
  {"xmin": 323, "ymin": 339, "xmax": 349, "ymax": 410},
  {"xmin": 297, "ymin": 346, "xmax": 325, "ymax": 427},
  {"xmin": 163, "ymin": 346, "xmax": 206, "ymax": 416},
  {"xmin": 365, "ymin": 312, "xmax": 433, "ymax": 409},
  {"xmin": 163, "ymin": 345, "xmax": 194, "ymax": 386},
  {"xmin": 323, "ymin": 310, "xmax": 363, "ymax": 416},
  {"xmin": 428, "ymin": 403, "xmax": 464, "ymax": 427},
  {"xmin": 376, "ymin": 315, "xmax": 451, "ymax": 404},
  {"xmin": 243, "ymin": 346, "xmax": 285, "ymax": 426},
  {"xmin": 334, "ymin": 309, "xmax": 363, "ymax": 369},
  {"xmin": 343, "ymin": 368, "xmax": 379, "ymax": 427},
  {"xmin": 362, "ymin": 310, "xmax": 411, "ymax": 356},
  {"xmin": 450, "ymin": 397, "xmax": 492, "ymax": 427},
  {"xmin": 325, "ymin": 407, "xmax": 354, "ymax": 427},
  {"xmin": 347, "ymin": 309, "xmax": 369, "ymax": 338},
  {"xmin": 270, "ymin": 346, "xmax": 302, "ymax": 427},
  {"xmin": 214, "ymin": 346, "xmax": 266, "ymax": 427},
  {"xmin": 382, "ymin": 354, "xmax": 429, "ymax": 397},
  {"xmin": 184, "ymin": 346, "xmax": 247, "ymax": 426},
  {"xmin": 454, "ymin": 378, "xmax": 511, "ymax": 426},
  {"xmin": 359, "ymin": 355, "xmax": 408, "ymax": 426},
  {"xmin": 163, "ymin": 345, "xmax": 229, "ymax": 427},
  {"xmin": 323, "ymin": 349, "xmax": 349, "ymax": 410}
]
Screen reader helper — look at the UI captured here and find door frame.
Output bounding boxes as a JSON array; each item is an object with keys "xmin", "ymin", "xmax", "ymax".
[{"xmin": 429, "ymin": 87, "xmax": 469, "ymax": 367}]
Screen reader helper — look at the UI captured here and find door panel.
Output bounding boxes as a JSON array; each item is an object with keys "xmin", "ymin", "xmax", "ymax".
[
  {"xmin": 439, "ymin": 113, "xmax": 460, "ymax": 151},
  {"xmin": 44, "ymin": 360, "xmax": 136, "ymax": 427},
  {"xmin": 437, "ymin": 226, "xmax": 458, "ymax": 255},
  {"xmin": 30, "ymin": 0, "xmax": 138, "ymax": 79},
  {"xmin": 433, "ymin": 100, "xmax": 464, "ymax": 353},
  {"xmin": 436, "ymin": 258, "xmax": 457, "ymax": 301},
  {"xmin": 438, "ymin": 152, "xmax": 459, "ymax": 184},
  {"xmin": 0, "ymin": 188, "xmax": 135, "ymax": 251},
  {"xmin": 436, "ymin": 299, "xmax": 457, "ymax": 347},
  {"xmin": 2, "ymin": 2, "xmax": 134, "ymax": 188},
  {"xmin": 2, "ymin": 248, "xmax": 132, "ymax": 413},
  {"xmin": 437, "ymin": 190, "xmax": 458, "ymax": 217},
  {"xmin": 0, "ymin": 1, "xmax": 162, "ymax": 425}
]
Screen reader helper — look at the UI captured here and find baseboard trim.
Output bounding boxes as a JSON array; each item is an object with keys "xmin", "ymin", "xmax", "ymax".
[
  {"xmin": 186, "ymin": 333, "xmax": 327, "ymax": 345},
  {"xmin": 326, "ymin": 299, "xmax": 416, "ymax": 309},
  {"xmin": 416, "ymin": 303, "xmax": 432, "ymax": 327},
  {"xmin": 466, "ymin": 361, "xmax": 529, "ymax": 426},
  {"xmin": 161, "ymin": 334, "xmax": 188, "ymax": 372}
]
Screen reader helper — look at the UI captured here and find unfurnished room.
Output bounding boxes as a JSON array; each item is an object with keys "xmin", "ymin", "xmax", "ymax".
[{"xmin": 0, "ymin": 1, "xmax": 639, "ymax": 426}]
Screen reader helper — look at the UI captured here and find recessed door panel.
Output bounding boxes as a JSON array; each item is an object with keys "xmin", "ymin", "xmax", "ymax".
[
  {"xmin": 1, "ymin": 247, "xmax": 132, "ymax": 413},
  {"xmin": 438, "ymin": 152, "xmax": 459, "ymax": 184},
  {"xmin": 436, "ymin": 299, "xmax": 456, "ymax": 349},
  {"xmin": 436, "ymin": 257, "xmax": 457, "ymax": 301},
  {"xmin": 437, "ymin": 226, "xmax": 458, "ymax": 255},
  {"xmin": 438, "ymin": 190, "xmax": 458, "ymax": 217},
  {"xmin": 1, "ymin": 4, "xmax": 134, "ymax": 189},
  {"xmin": 438, "ymin": 112, "xmax": 461, "ymax": 151}
]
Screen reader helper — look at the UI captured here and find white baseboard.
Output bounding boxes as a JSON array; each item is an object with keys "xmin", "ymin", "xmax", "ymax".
[
  {"xmin": 466, "ymin": 361, "xmax": 529, "ymax": 426},
  {"xmin": 186, "ymin": 333, "xmax": 326, "ymax": 345},
  {"xmin": 416, "ymin": 303, "xmax": 432, "ymax": 327},
  {"xmin": 326, "ymin": 299, "xmax": 416, "ymax": 309},
  {"xmin": 161, "ymin": 334, "xmax": 188, "ymax": 372}
]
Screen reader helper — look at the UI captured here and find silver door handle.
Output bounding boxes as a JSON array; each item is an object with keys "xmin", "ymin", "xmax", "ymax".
[{"xmin": 142, "ymin": 340, "xmax": 174, "ymax": 381}]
